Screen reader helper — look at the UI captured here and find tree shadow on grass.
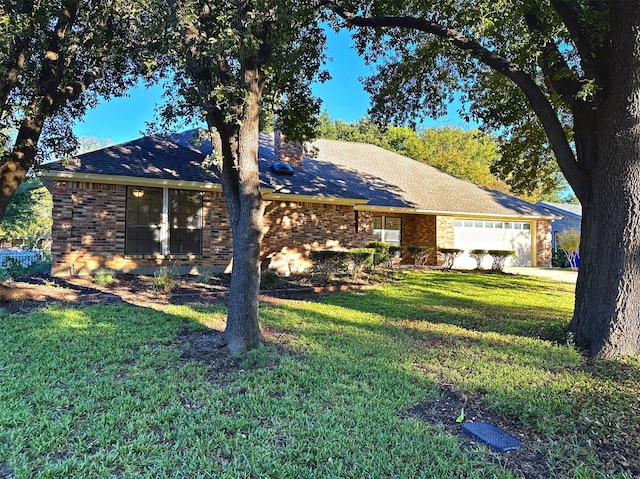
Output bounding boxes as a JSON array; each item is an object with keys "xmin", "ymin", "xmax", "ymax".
[{"xmin": 320, "ymin": 270, "xmax": 575, "ymax": 342}]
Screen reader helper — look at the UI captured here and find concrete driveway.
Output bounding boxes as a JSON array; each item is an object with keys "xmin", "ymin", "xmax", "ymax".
[{"xmin": 504, "ymin": 267, "xmax": 578, "ymax": 284}]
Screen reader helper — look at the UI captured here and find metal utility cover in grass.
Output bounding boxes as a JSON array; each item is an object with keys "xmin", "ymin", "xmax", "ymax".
[{"xmin": 461, "ymin": 422, "xmax": 522, "ymax": 452}]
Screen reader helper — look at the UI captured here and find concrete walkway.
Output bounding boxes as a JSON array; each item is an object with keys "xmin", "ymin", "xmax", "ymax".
[{"xmin": 504, "ymin": 267, "xmax": 578, "ymax": 284}]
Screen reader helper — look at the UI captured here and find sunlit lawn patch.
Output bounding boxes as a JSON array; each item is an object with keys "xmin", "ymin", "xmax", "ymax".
[{"xmin": 1, "ymin": 270, "xmax": 638, "ymax": 478}]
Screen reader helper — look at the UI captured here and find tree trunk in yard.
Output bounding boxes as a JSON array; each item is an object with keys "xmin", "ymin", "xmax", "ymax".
[
  {"xmin": 214, "ymin": 66, "xmax": 265, "ymax": 355},
  {"xmin": 0, "ymin": 117, "xmax": 45, "ymax": 221},
  {"xmin": 569, "ymin": 3, "xmax": 640, "ymax": 359}
]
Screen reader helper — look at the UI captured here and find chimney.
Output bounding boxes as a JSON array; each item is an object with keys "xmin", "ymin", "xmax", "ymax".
[{"xmin": 274, "ymin": 130, "xmax": 304, "ymax": 170}]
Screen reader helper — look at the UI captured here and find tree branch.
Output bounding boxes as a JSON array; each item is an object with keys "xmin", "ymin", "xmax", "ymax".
[
  {"xmin": 523, "ymin": 11, "xmax": 581, "ymax": 111},
  {"xmin": 549, "ymin": 0, "xmax": 597, "ymax": 80},
  {"xmin": 323, "ymin": 1, "xmax": 587, "ymax": 196}
]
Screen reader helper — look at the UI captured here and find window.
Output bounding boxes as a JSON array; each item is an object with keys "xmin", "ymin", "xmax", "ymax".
[
  {"xmin": 169, "ymin": 189, "xmax": 203, "ymax": 254},
  {"xmin": 373, "ymin": 216, "xmax": 401, "ymax": 246},
  {"xmin": 125, "ymin": 186, "xmax": 203, "ymax": 255},
  {"xmin": 126, "ymin": 186, "xmax": 163, "ymax": 254}
]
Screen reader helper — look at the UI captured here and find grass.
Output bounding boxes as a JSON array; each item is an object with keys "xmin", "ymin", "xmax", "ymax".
[{"xmin": 1, "ymin": 270, "xmax": 638, "ymax": 478}]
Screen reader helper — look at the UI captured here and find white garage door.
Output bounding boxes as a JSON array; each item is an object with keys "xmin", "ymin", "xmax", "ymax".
[{"xmin": 453, "ymin": 219, "xmax": 532, "ymax": 267}]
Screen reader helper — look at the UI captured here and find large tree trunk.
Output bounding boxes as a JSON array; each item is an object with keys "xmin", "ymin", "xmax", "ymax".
[
  {"xmin": 215, "ymin": 66, "xmax": 265, "ymax": 355},
  {"xmin": 0, "ymin": 117, "xmax": 45, "ymax": 221},
  {"xmin": 569, "ymin": 2, "xmax": 640, "ymax": 359}
]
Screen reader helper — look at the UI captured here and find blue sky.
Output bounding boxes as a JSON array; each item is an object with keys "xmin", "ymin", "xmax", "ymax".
[{"xmin": 73, "ymin": 28, "xmax": 473, "ymax": 145}]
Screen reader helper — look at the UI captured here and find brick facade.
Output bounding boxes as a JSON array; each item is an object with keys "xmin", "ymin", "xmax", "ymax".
[
  {"xmin": 536, "ymin": 219, "xmax": 552, "ymax": 267},
  {"xmin": 50, "ymin": 181, "xmax": 376, "ymax": 276},
  {"xmin": 50, "ymin": 180, "xmax": 553, "ymax": 276}
]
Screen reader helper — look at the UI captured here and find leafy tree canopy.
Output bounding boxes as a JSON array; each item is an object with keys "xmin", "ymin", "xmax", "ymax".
[{"xmin": 0, "ymin": 177, "xmax": 51, "ymax": 249}]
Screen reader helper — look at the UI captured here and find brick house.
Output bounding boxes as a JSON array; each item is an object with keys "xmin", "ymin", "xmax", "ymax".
[{"xmin": 40, "ymin": 130, "xmax": 553, "ymax": 276}]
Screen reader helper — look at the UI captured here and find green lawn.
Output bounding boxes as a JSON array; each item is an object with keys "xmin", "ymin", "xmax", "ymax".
[{"xmin": 1, "ymin": 270, "xmax": 639, "ymax": 478}]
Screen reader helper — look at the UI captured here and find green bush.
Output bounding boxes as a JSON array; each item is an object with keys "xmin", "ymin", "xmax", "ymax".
[
  {"xmin": 310, "ymin": 250, "xmax": 349, "ymax": 283},
  {"xmin": 0, "ymin": 255, "xmax": 42, "ymax": 280},
  {"xmin": 552, "ymin": 247, "xmax": 568, "ymax": 268},
  {"xmin": 152, "ymin": 267, "xmax": 178, "ymax": 292},
  {"xmin": 406, "ymin": 246, "xmax": 434, "ymax": 267},
  {"xmin": 93, "ymin": 268, "xmax": 115, "ymax": 286},
  {"xmin": 438, "ymin": 248, "xmax": 464, "ymax": 270},
  {"xmin": 364, "ymin": 241, "xmax": 391, "ymax": 267},
  {"xmin": 469, "ymin": 249, "xmax": 488, "ymax": 269},
  {"xmin": 348, "ymin": 248, "xmax": 375, "ymax": 276},
  {"xmin": 260, "ymin": 269, "xmax": 280, "ymax": 289},
  {"xmin": 487, "ymin": 250, "xmax": 515, "ymax": 272}
]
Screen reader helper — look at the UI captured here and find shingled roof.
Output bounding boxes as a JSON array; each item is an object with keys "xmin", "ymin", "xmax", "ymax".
[{"xmin": 42, "ymin": 130, "xmax": 550, "ymax": 218}]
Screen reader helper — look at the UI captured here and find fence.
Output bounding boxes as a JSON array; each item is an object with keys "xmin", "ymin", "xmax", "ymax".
[{"xmin": 0, "ymin": 250, "xmax": 43, "ymax": 269}]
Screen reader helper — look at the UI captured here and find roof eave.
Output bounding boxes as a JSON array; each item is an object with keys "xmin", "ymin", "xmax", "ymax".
[{"xmin": 355, "ymin": 204, "xmax": 554, "ymax": 220}]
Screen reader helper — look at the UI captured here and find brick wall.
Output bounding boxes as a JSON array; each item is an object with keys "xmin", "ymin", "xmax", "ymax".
[
  {"xmin": 51, "ymin": 182, "xmax": 235, "ymax": 276},
  {"xmin": 262, "ymin": 201, "xmax": 373, "ymax": 272},
  {"xmin": 536, "ymin": 219, "xmax": 552, "ymax": 267},
  {"xmin": 50, "ymin": 181, "xmax": 376, "ymax": 276}
]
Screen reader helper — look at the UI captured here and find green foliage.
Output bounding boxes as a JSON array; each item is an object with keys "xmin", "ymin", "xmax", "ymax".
[
  {"xmin": 438, "ymin": 248, "xmax": 464, "ymax": 270},
  {"xmin": 260, "ymin": 268, "xmax": 280, "ymax": 289},
  {"xmin": 469, "ymin": 249, "xmax": 488, "ymax": 269},
  {"xmin": 347, "ymin": 247, "xmax": 375, "ymax": 278},
  {"xmin": 0, "ymin": 253, "xmax": 45, "ymax": 280},
  {"xmin": 93, "ymin": 269, "xmax": 115, "ymax": 286},
  {"xmin": 0, "ymin": 177, "xmax": 52, "ymax": 248},
  {"xmin": 364, "ymin": 241, "xmax": 391, "ymax": 266},
  {"xmin": 310, "ymin": 250, "xmax": 349, "ymax": 283},
  {"xmin": 152, "ymin": 267, "xmax": 178, "ymax": 292},
  {"xmin": 405, "ymin": 245, "xmax": 434, "ymax": 267},
  {"xmin": 0, "ymin": 1, "xmax": 153, "ymax": 164},
  {"xmin": 487, "ymin": 250, "xmax": 515, "ymax": 272}
]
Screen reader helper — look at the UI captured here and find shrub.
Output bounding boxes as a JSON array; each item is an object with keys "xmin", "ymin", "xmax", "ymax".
[
  {"xmin": 438, "ymin": 248, "xmax": 464, "ymax": 270},
  {"xmin": 348, "ymin": 248, "xmax": 375, "ymax": 278},
  {"xmin": 93, "ymin": 268, "xmax": 115, "ymax": 286},
  {"xmin": 0, "ymin": 256, "xmax": 39, "ymax": 280},
  {"xmin": 469, "ymin": 249, "xmax": 488, "ymax": 269},
  {"xmin": 552, "ymin": 247, "xmax": 568, "ymax": 268},
  {"xmin": 487, "ymin": 250, "xmax": 515, "ymax": 272},
  {"xmin": 260, "ymin": 268, "xmax": 280, "ymax": 289},
  {"xmin": 364, "ymin": 241, "xmax": 391, "ymax": 267},
  {"xmin": 406, "ymin": 246, "xmax": 434, "ymax": 267},
  {"xmin": 152, "ymin": 267, "xmax": 178, "ymax": 292},
  {"xmin": 310, "ymin": 250, "xmax": 349, "ymax": 283}
]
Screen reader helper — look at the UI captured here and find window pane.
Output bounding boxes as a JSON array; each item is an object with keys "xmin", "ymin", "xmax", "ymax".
[
  {"xmin": 504, "ymin": 222, "xmax": 512, "ymax": 229},
  {"xmin": 485, "ymin": 221, "xmax": 494, "ymax": 228},
  {"xmin": 168, "ymin": 189, "xmax": 203, "ymax": 254},
  {"xmin": 384, "ymin": 217, "xmax": 401, "ymax": 230},
  {"xmin": 126, "ymin": 186, "xmax": 163, "ymax": 254},
  {"xmin": 474, "ymin": 221, "xmax": 483, "ymax": 228},
  {"xmin": 495, "ymin": 222, "xmax": 503, "ymax": 229},
  {"xmin": 454, "ymin": 220, "xmax": 463, "ymax": 227},
  {"xmin": 523, "ymin": 223, "xmax": 531, "ymax": 230},
  {"xmin": 464, "ymin": 220, "xmax": 473, "ymax": 227}
]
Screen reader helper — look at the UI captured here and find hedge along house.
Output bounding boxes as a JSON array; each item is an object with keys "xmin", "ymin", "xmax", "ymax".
[{"xmin": 40, "ymin": 130, "xmax": 553, "ymax": 277}]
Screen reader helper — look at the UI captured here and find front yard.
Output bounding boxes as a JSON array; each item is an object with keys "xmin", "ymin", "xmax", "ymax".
[{"xmin": 1, "ymin": 270, "xmax": 638, "ymax": 478}]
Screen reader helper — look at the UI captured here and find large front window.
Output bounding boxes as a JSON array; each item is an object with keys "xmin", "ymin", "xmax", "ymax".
[
  {"xmin": 125, "ymin": 187, "xmax": 203, "ymax": 255},
  {"xmin": 373, "ymin": 216, "xmax": 401, "ymax": 246}
]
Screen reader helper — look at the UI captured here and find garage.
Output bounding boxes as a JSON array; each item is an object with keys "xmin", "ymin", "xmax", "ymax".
[{"xmin": 452, "ymin": 219, "xmax": 532, "ymax": 267}]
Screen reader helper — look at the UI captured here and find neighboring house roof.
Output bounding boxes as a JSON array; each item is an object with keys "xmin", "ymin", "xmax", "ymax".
[
  {"xmin": 41, "ymin": 130, "xmax": 552, "ymax": 219},
  {"xmin": 536, "ymin": 201, "xmax": 582, "ymax": 219}
]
